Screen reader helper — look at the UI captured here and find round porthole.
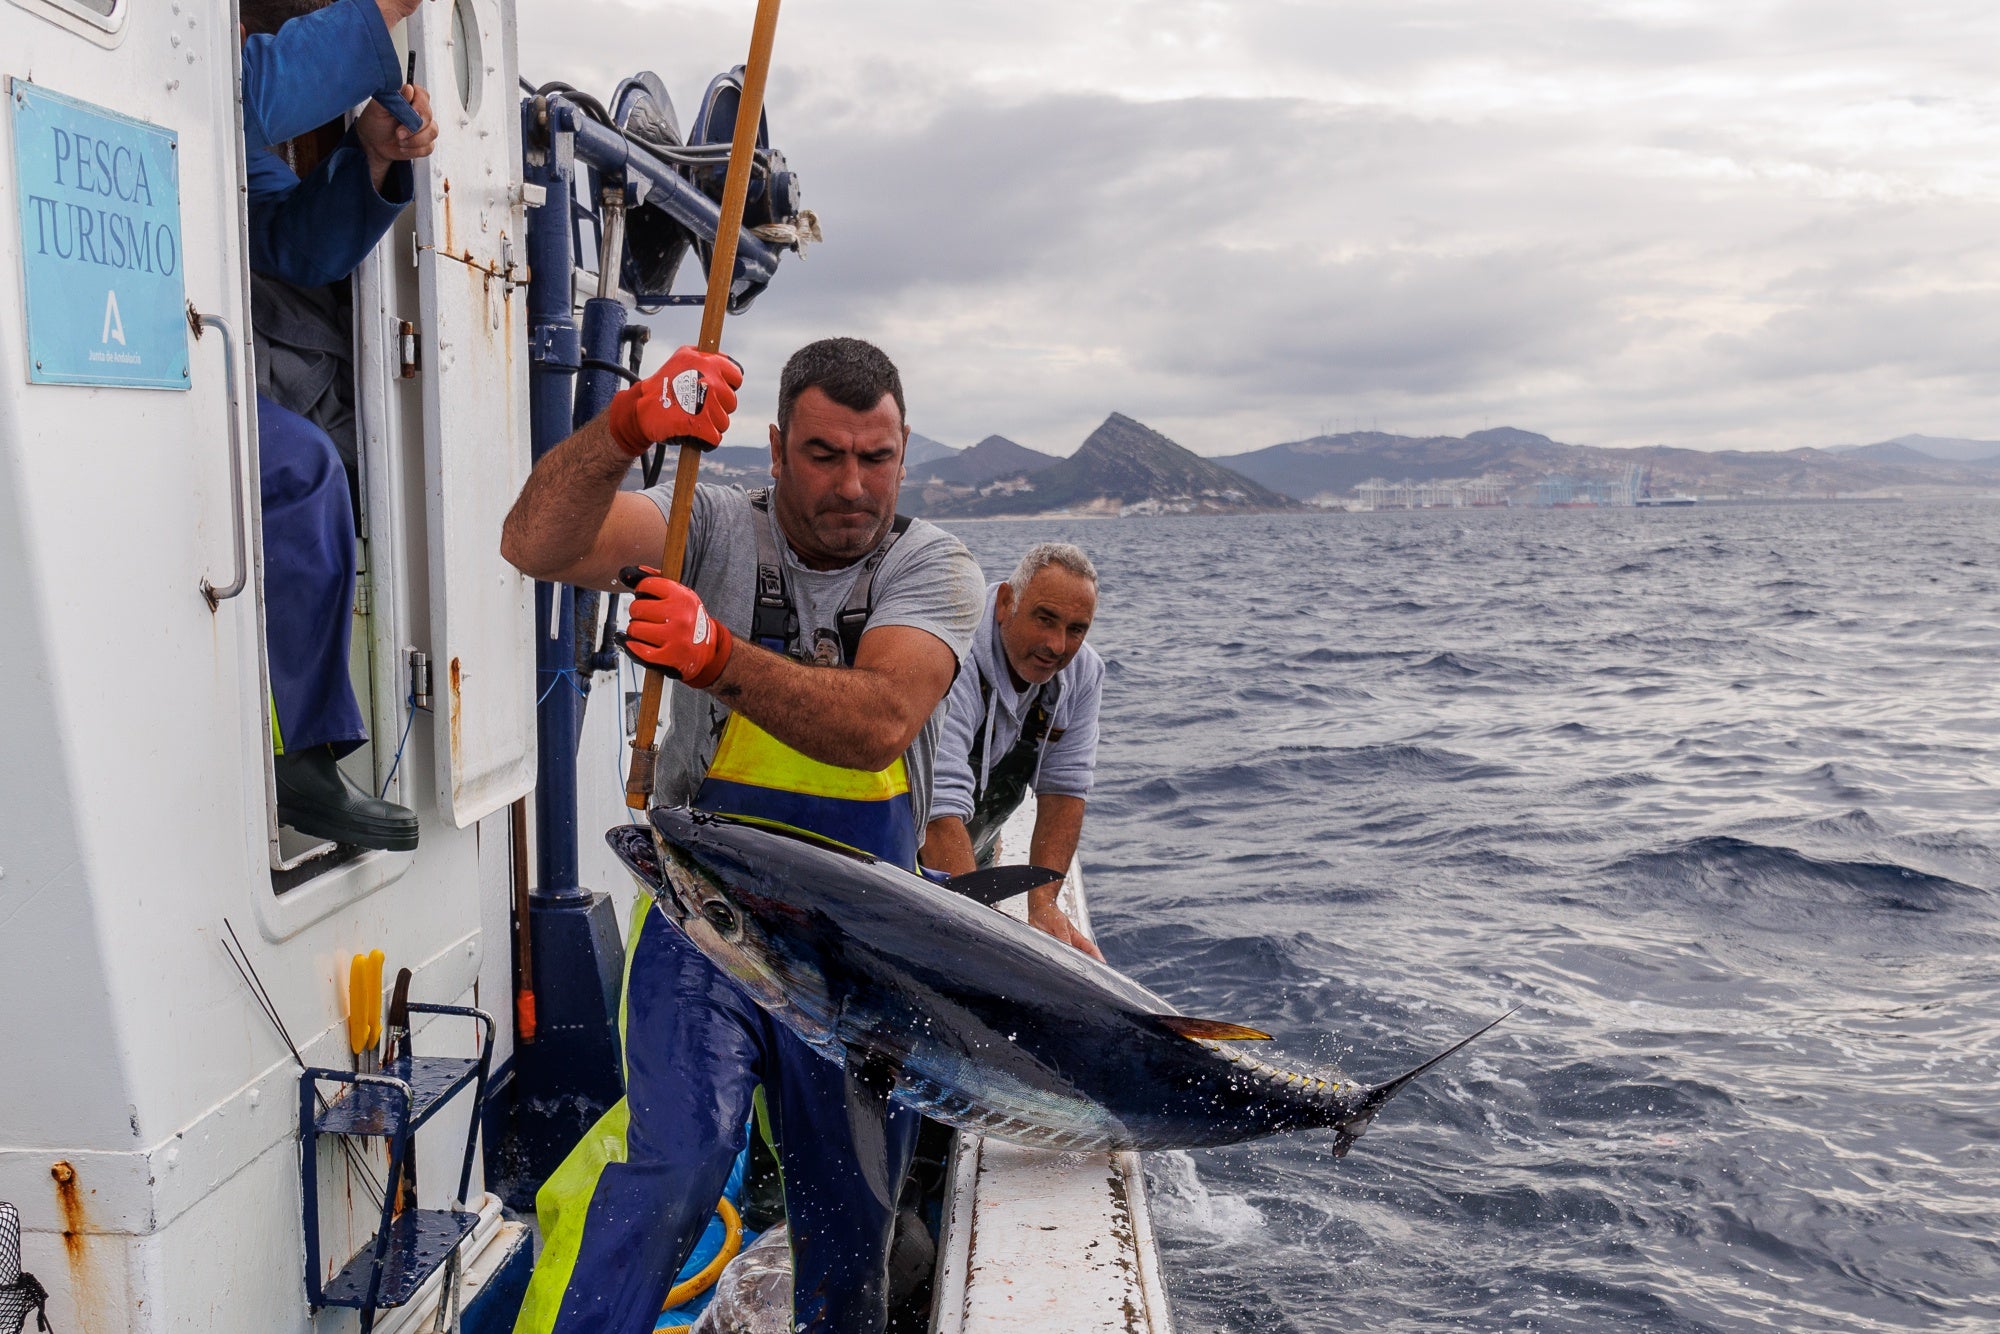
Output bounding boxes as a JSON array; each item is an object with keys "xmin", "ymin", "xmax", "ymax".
[{"xmin": 450, "ymin": 0, "xmax": 483, "ymax": 115}]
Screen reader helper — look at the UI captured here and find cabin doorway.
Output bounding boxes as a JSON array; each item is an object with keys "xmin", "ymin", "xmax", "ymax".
[{"xmin": 249, "ymin": 0, "xmax": 534, "ymax": 893}]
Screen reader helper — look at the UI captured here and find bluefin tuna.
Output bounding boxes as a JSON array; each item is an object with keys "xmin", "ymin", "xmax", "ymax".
[{"xmin": 610, "ymin": 808, "xmax": 1505, "ymax": 1179}]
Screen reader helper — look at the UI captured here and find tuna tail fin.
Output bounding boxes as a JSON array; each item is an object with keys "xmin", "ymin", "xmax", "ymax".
[{"xmin": 1328, "ymin": 1008, "xmax": 1516, "ymax": 1156}]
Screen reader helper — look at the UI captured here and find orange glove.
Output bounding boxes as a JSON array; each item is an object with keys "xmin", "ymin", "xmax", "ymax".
[
  {"xmin": 617, "ymin": 566, "xmax": 735, "ymax": 688},
  {"xmin": 606, "ymin": 346, "xmax": 744, "ymax": 457}
]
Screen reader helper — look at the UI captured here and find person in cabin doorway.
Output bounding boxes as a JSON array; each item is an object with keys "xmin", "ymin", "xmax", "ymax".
[
  {"xmin": 921, "ymin": 543, "xmax": 1107, "ymax": 960},
  {"xmin": 499, "ymin": 337, "xmax": 983, "ymax": 1334},
  {"xmin": 237, "ymin": 0, "xmax": 437, "ymax": 850}
]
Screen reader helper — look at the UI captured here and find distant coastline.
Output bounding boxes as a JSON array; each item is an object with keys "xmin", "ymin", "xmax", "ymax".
[
  {"xmin": 904, "ymin": 419, "xmax": 2000, "ymax": 518},
  {"xmin": 932, "ymin": 493, "xmax": 1969, "ymax": 524}
]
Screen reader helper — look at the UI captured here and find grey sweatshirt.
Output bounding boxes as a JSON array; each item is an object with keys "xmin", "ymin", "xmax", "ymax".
[{"xmin": 929, "ymin": 581, "xmax": 1105, "ymax": 823}]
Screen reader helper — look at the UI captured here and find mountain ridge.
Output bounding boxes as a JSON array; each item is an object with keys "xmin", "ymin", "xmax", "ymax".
[
  {"xmin": 1828, "ymin": 433, "xmax": 2000, "ymax": 465},
  {"xmin": 1215, "ymin": 426, "xmax": 2000, "ymax": 502},
  {"xmin": 907, "ymin": 434, "xmax": 1061, "ymax": 488},
  {"xmin": 909, "ymin": 412, "xmax": 1296, "ymax": 517},
  {"xmin": 904, "ymin": 432, "xmax": 959, "ymax": 467},
  {"xmin": 693, "ymin": 421, "xmax": 1999, "ymax": 511}
]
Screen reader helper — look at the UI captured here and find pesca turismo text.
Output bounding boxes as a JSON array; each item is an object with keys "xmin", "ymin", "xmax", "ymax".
[{"xmin": 25, "ymin": 126, "xmax": 178, "ymax": 276}]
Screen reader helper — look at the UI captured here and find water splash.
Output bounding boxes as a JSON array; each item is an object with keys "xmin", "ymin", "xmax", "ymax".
[{"xmin": 1143, "ymin": 1151, "xmax": 1265, "ymax": 1243}]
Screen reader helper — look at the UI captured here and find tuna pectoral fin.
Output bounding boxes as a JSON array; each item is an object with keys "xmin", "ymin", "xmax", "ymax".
[
  {"xmin": 1333, "ymin": 1008, "xmax": 1517, "ymax": 1155},
  {"xmin": 1154, "ymin": 1015, "xmax": 1274, "ymax": 1042},
  {"xmin": 843, "ymin": 1049, "xmax": 903, "ymax": 1211},
  {"xmin": 942, "ymin": 865, "xmax": 1069, "ymax": 907},
  {"xmin": 605, "ymin": 824, "xmax": 667, "ymax": 894}
]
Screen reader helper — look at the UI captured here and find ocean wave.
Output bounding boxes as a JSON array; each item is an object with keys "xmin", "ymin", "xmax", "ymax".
[
  {"xmin": 1290, "ymin": 646, "xmax": 1416, "ymax": 665},
  {"xmin": 1792, "ymin": 808, "xmax": 1887, "ymax": 837},
  {"xmin": 1413, "ymin": 650, "xmax": 1484, "ymax": 675},
  {"xmin": 1203, "ymin": 743, "xmax": 1524, "ymax": 794},
  {"xmin": 1562, "ymin": 771, "xmax": 1664, "ymax": 795},
  {"xmin": 1597, "ymin": 836, "xmax": 1985, "ymax": 914},
  {"xmin": 1529, "ymin": 1062, "xmax": 1735, "ymax": 1122}
]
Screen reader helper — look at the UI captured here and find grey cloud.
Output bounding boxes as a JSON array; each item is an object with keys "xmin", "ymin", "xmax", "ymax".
[
  {"xmin": 1710, "ymin": 288, "xmax": 2000, "ymax": 382},
  {"xmin": 522, "ymin": 0, "xmax": 2000, "ymax": 453}
]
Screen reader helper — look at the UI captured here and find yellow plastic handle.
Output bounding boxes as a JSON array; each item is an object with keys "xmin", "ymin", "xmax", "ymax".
[
  {"xmin": 365, "ymin": 949, "xmax": 386, "ymax": 1050},
  {"xmin": 347, "ymin": 954, "xmax": 369, "ymax": 1054}
]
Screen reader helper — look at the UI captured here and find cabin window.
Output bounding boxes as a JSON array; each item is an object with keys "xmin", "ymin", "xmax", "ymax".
[
  {"xmin": 12, "ymin": 0, "xmax": 123, "ymax": 31},
  {"xmin": 448, "ymin": 0, "xmax": 481, "ymax": 114}
]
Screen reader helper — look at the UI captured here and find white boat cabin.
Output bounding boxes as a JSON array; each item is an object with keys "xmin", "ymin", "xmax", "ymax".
[{"xmin": 0, "ymin": 0, "xmax": 1173, "ymax": 1329}]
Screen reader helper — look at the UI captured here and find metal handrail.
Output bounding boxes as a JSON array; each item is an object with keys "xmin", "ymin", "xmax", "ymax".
[{"xmin": 195, "ymin": 310, "xmax": 248, "ymax": 609}]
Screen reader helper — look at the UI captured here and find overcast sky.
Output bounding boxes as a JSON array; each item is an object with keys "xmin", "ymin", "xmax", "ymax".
[{"xmin": 516, "ymin": 0, "xmax": 2000, "ymax": 457}]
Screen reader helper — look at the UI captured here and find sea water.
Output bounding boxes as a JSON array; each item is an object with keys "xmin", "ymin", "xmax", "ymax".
[{"xmin": 943, "ymin": 501, "xmax": 2000, "ymax": 1333}]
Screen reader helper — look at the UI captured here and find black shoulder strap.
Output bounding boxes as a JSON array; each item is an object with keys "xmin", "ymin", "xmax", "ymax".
[
  {"xmin": 835, "ymin": 513, "xmax": 912, "ymax": 667},
  {"xmin": 1026, "ymin": 674, "xmax": 1061, "ymax": 746},
  {"xmin": 747, "ymin": 489, "xmax": 798, "ymax": 654},
  {"xmin": 966, "ymin": 663, "xmax": 1062, "ymax": 804},
  {"xmin": 750, "ymin": 490, "xmax": 909, "ymax": 665}
]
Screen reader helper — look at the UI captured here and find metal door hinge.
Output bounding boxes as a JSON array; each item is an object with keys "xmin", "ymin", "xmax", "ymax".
[
  {"xmin": 410, "ymin": 649, "xmax": 433, "ymax": 711},
  {"xmin": 529, "ymin": 321, "xmax": 581, "ymax": 369},
  {"xmin": 399, "ymin": 320, "xmax": 420, "ymax": 378}
]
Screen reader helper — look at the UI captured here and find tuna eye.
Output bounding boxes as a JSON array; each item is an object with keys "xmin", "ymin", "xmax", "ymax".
[{"xmin": 701, "ymin": 900, "xmax": 739, "ymax": 936}]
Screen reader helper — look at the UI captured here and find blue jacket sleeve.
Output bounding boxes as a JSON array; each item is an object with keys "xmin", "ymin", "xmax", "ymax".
[
  {"xmin": 246, "ymin": 136, "xmax": 411, "ymax": 286},
  {"xmin": 241, "ymin": 0, "xmax": 401, "ymax": 152}
]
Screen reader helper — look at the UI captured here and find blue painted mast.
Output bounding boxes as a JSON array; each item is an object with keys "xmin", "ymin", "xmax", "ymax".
[
  {"xmin": 498, "ymin": 82, "xmax": 792, "ymax": 1201},
  {"xmin": 517, "ymin": 81, "xmax": 783, "ymax": 906},
  {"xmin": 524, "ymin": 93, "xmax": 584, "ymax": 899},
  {"xmin": 500, "ymin": 90, "xmax": 629, "ymax": 1198}
]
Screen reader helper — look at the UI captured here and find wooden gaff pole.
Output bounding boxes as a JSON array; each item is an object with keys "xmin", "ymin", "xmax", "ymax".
[{"xmin": 624, "ymin": 0, "xmax": 783, "ymax": 809}]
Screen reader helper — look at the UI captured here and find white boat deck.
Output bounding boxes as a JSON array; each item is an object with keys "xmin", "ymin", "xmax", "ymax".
[{"xmin": 929, "ymin": 803, "xmax": 1175, "ymax": 1334}]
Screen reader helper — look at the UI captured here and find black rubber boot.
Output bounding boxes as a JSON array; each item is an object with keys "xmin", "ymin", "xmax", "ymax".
[{"xmin": 274, "ymin": 745, "xmax": 420, "ymax": 852}]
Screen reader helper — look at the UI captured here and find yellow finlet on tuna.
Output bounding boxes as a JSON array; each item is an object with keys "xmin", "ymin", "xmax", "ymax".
[{"xmin": 1155, "ymin": 1016, "xmax": 1275, "ymax": 1042}]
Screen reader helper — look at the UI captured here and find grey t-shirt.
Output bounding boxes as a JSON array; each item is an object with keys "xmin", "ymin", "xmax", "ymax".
[{"xmin": 641, "ymin": 482, "xmax": 985, "ymax": 826}]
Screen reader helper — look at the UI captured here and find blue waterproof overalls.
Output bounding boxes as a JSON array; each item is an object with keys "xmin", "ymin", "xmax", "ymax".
[
  {"xmin": 518, "ymin": 503, "xmax": 922, "ymax": 1334},
  {"xmin": 258, "ymin": 396, "xmax": 367, "ymax": 754},
  {"xmin": 239, "ymin": 0, "xmax": 410, "ymax": 754}
]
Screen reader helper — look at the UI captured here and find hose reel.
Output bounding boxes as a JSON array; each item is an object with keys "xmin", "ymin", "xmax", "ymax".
[{"xmin": 604, "ymin": 67, "xmax": 807, "ymax": 312}]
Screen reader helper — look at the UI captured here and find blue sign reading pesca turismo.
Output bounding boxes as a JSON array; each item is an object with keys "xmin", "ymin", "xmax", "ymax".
[{"xmin": 8, "ymin": 78, "xmax": 189, "ymax": 389}]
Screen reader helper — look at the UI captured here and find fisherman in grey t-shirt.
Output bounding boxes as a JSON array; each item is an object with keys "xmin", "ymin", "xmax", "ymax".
[
  {"xmin": 922, "ymin": 542, "xmax": 1106, "ymax": 961},
  {"xmin": 499, "ymin": 336, "xmax": 982, "ymax": 1334},
  {"xmin": 645, "ymin": 482, "xmax": 977, "ymax": 827}
]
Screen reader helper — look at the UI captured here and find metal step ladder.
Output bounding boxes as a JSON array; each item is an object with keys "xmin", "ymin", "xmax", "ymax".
[{"xmin": 299, "ymin": 1004, "xmax": 495, "ymax": 1332}]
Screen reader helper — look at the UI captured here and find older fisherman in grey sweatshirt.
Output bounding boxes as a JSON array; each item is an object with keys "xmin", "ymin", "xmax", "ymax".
[{"xmin": 922, "ymin": 543, "xmax": 1107, "ymax": 959}]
